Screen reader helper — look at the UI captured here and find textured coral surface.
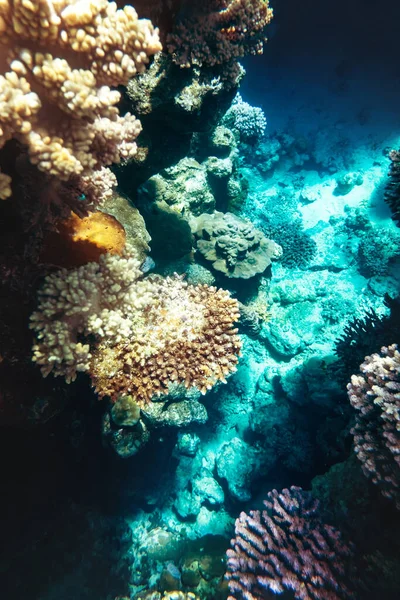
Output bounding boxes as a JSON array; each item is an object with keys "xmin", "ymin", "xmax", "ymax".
[
  {"xmin": 226, "ymin": 486, "xmax": 355, "ymax": 600},
  {"xmin": 0, "ymin": 0, "xmax": 161, "ymax": 196},
  {"xmin": 347, "ymin": 344, "xmax": 400, "ymax": 508},
  {"xmin": 30, "ymin": 252, "xmax": 242, "ymax": 404}
]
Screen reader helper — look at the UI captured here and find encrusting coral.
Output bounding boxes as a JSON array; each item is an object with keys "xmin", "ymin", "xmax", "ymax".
[
  {"xmin": 0, "ymin": 0, "xmax": 161, "ymax": 201},
  {"xmin": 193, "ymin": 211, "xmax": 282, "ymax": 279},
  {"xmin": 40, "ymin": 209, "xmax": 126, "ymax": 267},
  {"xmin": 347, "ymin": 344, "xmax": 400, "ymax": 509},
  {"xmin": 29, "ymin": 250, "xmax": 242, "ymax": 405}
]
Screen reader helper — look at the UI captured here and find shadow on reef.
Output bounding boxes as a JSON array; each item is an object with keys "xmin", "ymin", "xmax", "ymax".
[{"xmin": 0, "ymin": 376, "xmax": 195, "ymax": 600}]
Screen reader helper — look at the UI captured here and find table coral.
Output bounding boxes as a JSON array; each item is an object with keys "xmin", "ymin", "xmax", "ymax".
[
  {"xmin": 193, "ymin": 211, "xmax": 282, "ymax": 278},
  {"xmin": 29, "ymin": 251, "xmax": 242, "ymax": 405},
  {"xmin": 0, "ymin": 0, "xmax": 161, "ymax": 200},
  {"xmin": 226, "ymin": 486, "xmax": 355, "ymax": 600},
  {"xmin": 347, "ymin": 344, "xmax": 400, "ymax": 509}
]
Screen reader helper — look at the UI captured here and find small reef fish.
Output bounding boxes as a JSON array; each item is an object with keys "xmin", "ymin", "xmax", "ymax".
[{"xmin": 140, "ymin": 256, "xmax": 156, "ymax": 274}]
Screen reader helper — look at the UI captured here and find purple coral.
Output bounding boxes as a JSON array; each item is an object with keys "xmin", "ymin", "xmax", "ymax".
[
  {"xmin": 226, "ymin": 486, "xmax": 355, "ymax": 600},
  {"xmin": 347, "ymin": 344, "xmax": 400, "ymax": 508}
]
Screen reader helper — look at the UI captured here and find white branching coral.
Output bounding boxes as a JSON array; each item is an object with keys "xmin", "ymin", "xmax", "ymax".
[
  {"xmin": 0, "ymin": 0, "xmax": 161, "ymax": 198},
  {"xmin": 30, "ymin": 252, "xmax": 242, "ymax": 403}
]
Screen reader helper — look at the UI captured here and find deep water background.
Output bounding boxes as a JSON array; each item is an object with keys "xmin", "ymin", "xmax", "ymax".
[
  {"xmin": 1, "ymin": 1, "xmax": 400, "ymax": 599},
  {"xmin": 242, "ymin": 0, "xmax": 400, "ymax": 139}
]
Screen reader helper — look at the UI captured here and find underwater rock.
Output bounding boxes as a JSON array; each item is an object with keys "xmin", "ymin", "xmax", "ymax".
[
  {"xmin": 334, "ymin": 171, "xmax": 364, "ymax": 195},
  {"xmin": 143, "ymin": 400, "xmax": 208, "ymax": 429},
  {"xmin": 140, "ymin": 158, "xmax": 216, "ymax": 218},
  {"xmin": 137, "ymin": 158, "xmax": 212, "ymax": 259},
  {"xmin": 126, "ymin": 54, "xmax": 237, "ymax": 136},
  {"xmin": 137, "ymin": 145, "xmax": 247, "ymax": 259},
  {"xmin": 193, "ymin": 211, "xmax": 281, "ymax": 279},
  {"xmin": 102, "ymin": 411, "xmax": 150, "ymax": 458},
  {"xmin": 191, "ymin": 125, "xmax": 248, "ymax": 213},
  {"xmin": 111, "ymin": 395, "xmax": 141, "ymax": 427},
  {"xmin": 216, "ymin": 437, "xmax": 258, "ymax": 501},
  {"xmin": 264, "ymin": 321, "xmax": 308, "ymax": 359},
  {"xmin": 176, "ymin": 432, "xmax": 201, "ymax": 457},
  {"xmin": 208, "ymin": 126, "xmax": 237, "ymax": 158},
  {"xmin": 270, "ymin": 274, "xmax": 327, "ymax": 305},
  {"xmin": 175, "ymin": 489, "xmax": 202, "ymax": 521},
  {"xmin": 282, "ymin": 356, "xmax": 343, "ymax": 409},
  {"xmin": 140, "ymin": 528, "xmax": 186, "ymax": 564},
  {"xmin": 192, "ymin": 476, "xmax": 225, "ymax": 508}
]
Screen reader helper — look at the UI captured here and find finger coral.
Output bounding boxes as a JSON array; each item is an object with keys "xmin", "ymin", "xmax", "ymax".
[
  {"xmin": 347, "ymin": 344, "xmax": 400, "ymax": 509},
  {"xmin": 226, "ymin": 486, "xmax": 355, "ymax": 600},
  {"xmin": 0, "ymin": 0, "xmax": 161, "ymax": 198},
  {"xmin": 30, "ymin": 252, "xmax": 241, "ymax": 404}
]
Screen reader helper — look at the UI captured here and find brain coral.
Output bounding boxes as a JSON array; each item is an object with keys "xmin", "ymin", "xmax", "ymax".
[
  {"xmin": 193, "ymin": 211, "xmax": 281, "ymax": 278},
  {"xmin": 30, "ymin": 252, "xmax": 241, "ymax": 405}
]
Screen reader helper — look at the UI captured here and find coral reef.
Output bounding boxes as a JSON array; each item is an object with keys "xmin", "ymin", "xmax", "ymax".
[
  {"xmin": 357, "ymin": 226, "xmax": 400, "ymax": 277},
  {"xmin": 384, "ymin": 149, "xmax": 400, "ymax": 226},
  {"xmin": 347, "ymin": 344, "xmax": 400, "ymax": 508},
  {"xmin": 166, "ymin": 1, "xmax": 273, "ymax": 79},
  {"xmin": 137, "ymin": 143, "xmax": 247, "ymax": 257},
  {"xmin": 261, "ymin": 218, "xmax": 317, "ymax": 269},
  {"xmin": 221, "ymin": 94, "xmax": 267, "ymax": 143},
  {"xmin": 0, "ymin": 0, "xmax": 161, "ymax": 202},
  {"xmin": 30, "ymin": 252, "xmax": 242, "ymax": 404},
  {"xmin": 193, "ymin": 211, "xmax": 281, "ymax": 278},
  {"xmin": 40, "ymin": 210, "xmax": 126, "ymax": 267},
  {"xmin": 135, "ymin": 593, "xmax": 199, "ymax": 600},
  {"xmin": 226, "ymin": 486, "xmax": 355, "ymax": 600}
]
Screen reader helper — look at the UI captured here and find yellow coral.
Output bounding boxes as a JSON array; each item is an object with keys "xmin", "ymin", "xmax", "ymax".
[
  {"xmin": 0, "ymin": 0, "xmax": 161, "ymax": 186},
  {"xmin": 40, "ymin": 209, "xmax": 126, "ymax": 267}
]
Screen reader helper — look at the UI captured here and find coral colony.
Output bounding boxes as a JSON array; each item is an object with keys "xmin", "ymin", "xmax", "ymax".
[{"xmin": 0, "ymin": 1, "xmax": 400, "ymax": 599}]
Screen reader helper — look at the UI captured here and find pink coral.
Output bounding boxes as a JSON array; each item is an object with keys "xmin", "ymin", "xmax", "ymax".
[
  {"xmin": 226, "ymin": 486, "xmax": 355, "ymax": 600},
  {"xmin": 347, "ymin": 344, "xmax": 400, "ymax": 509}
]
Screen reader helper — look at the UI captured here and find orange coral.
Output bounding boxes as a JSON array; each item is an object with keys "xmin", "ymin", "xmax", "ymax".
[{"xmin": 40, "ymin": 210, "xmax": 126, "ymax": 267}]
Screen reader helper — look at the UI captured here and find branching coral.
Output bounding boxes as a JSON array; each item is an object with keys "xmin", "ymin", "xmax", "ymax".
[
  {"xmin": 226, "ymin": 486, "xmax": 356, "ymax": 600},
  {"xmin": 30, "ymin": 251, "xmax": 242, "ymax": 404},
  {"xmin": 166, "ymin": 0, "xmax": 273, "ymax": 74},
  {"xmin": 0, "ymin": 0, "xmax": 161, "ymax": 200},
  {"xmin": 384, "ymin": 149, "xmax": 400, "ymax": 226},
  {"xmin": 347, "ymin": 344, "xmax": 400, "ymax": 509},
  {"xmin": 221, "ymin": 93, "xmax": 267, "ymax": 143}
]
